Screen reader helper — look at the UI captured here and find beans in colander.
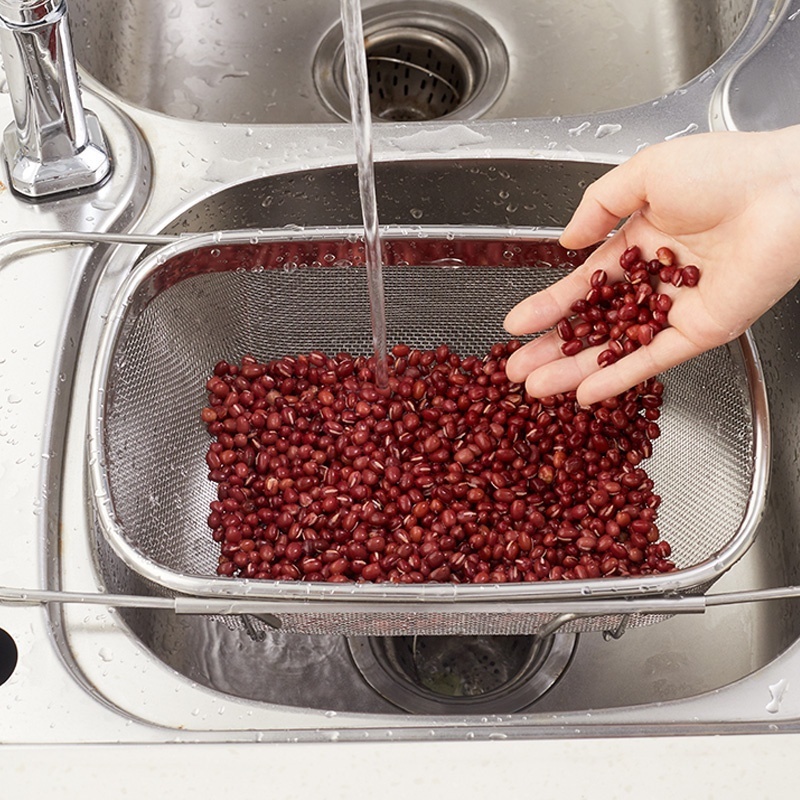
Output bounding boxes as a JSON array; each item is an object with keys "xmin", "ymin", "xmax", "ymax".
[{"xmin": 200, "ymin": 246, "xmax": 698, "ymax": 583}]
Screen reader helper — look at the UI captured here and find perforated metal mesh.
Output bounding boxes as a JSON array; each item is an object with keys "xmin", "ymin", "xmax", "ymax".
[
  {"xmin": 367, "ymin": 50, "xmax": 463, "ymax": 121},
  {"xmin": 92, "ymin": 233, "xmax": 763, "ymax": 636},
  {"xmin": 249, "ymin": 610, "xmax": 673, "ymax": 637}
]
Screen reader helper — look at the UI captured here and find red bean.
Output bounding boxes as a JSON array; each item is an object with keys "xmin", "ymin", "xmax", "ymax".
[
  {"xmin": 561, "ymin": 339, "xmax": 584, "ymax": 357},
  {"xmin": 682, "ymin": 265, "xmax": 700, "ymax": 287},
  {"xmin": 285, "ymin": 542, "xmax": 304, "ymax": 561},
  {"xmin": 510, "ymin": 499, "xmax": 526, "ymax": 521},
  {"xmin": 361, "ymin": 563, "xmax": 383, "ymax": 581},
  {"xmin": 620, "ymin": 246, "xmax": 641, "ymax": 269},
  {"xmin": 656, "ymin": 247, "xmax": 675, "ymax": 266},
  {"xmin": 591, "ymin": 269, "xmax": 608, "ymax": 288},
  {"xmin": 557, "ymin": 318, "xmax": 575, "ymax": 341}
]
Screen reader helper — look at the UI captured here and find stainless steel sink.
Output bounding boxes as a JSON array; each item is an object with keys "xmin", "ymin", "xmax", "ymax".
[
  {"xmin": 54, "ymin": 155, "xmax": 800, "ymax": 729},
  {"xmin": 4, "ymin": 0, "xmax": 800, "ymax": 749},
  {"xmin": 69, "ymin": 0, "xmax": 754, "ymax": 123}
]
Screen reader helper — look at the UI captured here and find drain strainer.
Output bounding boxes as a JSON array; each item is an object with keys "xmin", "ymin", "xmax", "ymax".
[
  {"xmin": 348, "ymin": 634, "xmax": 576, "ymax": 714},
  {"xmin": 314, "ymin": 1, "xmax": 508, "ymax": 122}
]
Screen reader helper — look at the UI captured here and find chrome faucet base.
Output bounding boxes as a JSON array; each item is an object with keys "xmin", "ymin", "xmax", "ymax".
[
  {"xmin": 0, "ymin": 0, "xmax": 112, "ymax": 200},
  {"xmin": 3, "ymin": 110, "xmax": 110, "ymax": 198}
]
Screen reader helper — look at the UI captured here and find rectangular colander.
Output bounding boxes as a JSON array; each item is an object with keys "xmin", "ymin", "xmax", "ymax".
[{"xmin": 87, "ymin": 226, "xmax": 769, "ymax": 636}]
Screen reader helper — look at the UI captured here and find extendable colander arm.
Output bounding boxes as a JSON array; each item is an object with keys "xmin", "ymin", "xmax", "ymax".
[
  {"xmin": 3, "ymin": 585, "xmax": 800, "ymax": 639},
  {"xmin": 0, "ymin": 0, "xmax": 110, "ymax": 198}
]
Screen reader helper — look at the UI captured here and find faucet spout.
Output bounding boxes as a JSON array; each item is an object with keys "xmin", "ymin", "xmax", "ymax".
[{"xmin": 0, "ymin": 0, "xmax": 111, "ymax": 198}]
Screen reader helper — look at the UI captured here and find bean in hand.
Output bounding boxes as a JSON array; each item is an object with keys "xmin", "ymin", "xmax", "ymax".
[{"xmin": 555, "ymin": 245, "xmax": 700, "ymax": 368}]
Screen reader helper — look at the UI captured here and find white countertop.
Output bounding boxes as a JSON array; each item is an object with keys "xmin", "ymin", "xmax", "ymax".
[{"xmin": 2, "ymin": 737, "xmax": 798, "ymax": 799}]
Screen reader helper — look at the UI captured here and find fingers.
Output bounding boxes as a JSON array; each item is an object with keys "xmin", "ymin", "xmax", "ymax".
[
  {"xmin": 505, "ymin": 331, "xmax": 562, "ymax": 383},
  {"xmin": 560, "ymin": 156, "xmax": 650, "ymax": 249},
  {"xmin": 504, "ymin": 232, "xmax": 632, "ymax": 336},
  {"xmin": 503, "ymin": 272, "xmax": 584, "ymax": 336},
  {"xmin": 515, "ymin": 326, "xmax": 703, "ymax": 407},
  {"xmin": 574, "ymin": 328, "xmax": 702, "ymax": 405}
]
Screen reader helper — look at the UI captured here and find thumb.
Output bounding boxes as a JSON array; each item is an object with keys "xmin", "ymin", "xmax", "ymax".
[{"xmin": 560, "ymin": 154, "xmax": 651, "ymax": 249}]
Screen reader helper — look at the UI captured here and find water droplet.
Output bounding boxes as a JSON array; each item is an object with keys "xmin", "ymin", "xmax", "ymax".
[
  {"xmin": 665, "ymin": 123, "xmax": 699, "ymax": 141},
  {"xmin": 595, "ymin": 123, "xmax": 622, "ymax": 139},
  {"xmin": 766, "ymin": 678, "xmax": 789, "ymax": 713},
  {"xmin": 568, "ymin": 121, "xmax": 591, "ymax": 136},
  {"xmin": 410, "ymin": 208, "xmax": 424, "ymax": 220}
]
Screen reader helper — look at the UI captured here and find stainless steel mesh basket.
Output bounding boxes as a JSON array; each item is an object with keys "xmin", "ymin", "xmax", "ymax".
[{"xmin": 87, "ymin": 226, "xmax": 769, "ymax": 636}]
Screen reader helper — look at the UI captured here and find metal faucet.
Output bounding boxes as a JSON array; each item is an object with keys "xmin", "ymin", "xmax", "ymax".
[{"xmin": 0, "ymin": 0, "xmax": 110, "ymax": 199}]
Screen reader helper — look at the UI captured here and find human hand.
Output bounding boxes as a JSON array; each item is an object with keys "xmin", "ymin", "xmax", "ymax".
[{"xmin": 504, "ymin": 125, "xmax": 800, "ymax": 406}]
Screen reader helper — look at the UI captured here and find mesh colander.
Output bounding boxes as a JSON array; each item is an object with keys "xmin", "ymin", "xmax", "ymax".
[{"xmin": 87, "ymin": 226, "xmax": 769, "ymax": 636}]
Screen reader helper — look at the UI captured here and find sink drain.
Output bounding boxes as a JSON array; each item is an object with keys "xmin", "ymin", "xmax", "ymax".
[
  {"xmin": 348, "ymin": 633, "xmax": 576, "ymax": 714},
  {"xmin": 314, "ymin": 1, "xmax": 508, "ymax": 121}
]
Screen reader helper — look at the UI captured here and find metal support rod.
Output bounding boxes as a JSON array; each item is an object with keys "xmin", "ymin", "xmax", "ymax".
[
  {"xmin": 0, "ymin": 230, "xmax": 181, "ymax": 247},
  {"xmin": 0, "ymin": 584, "xmax": 709, "ymax": 616}
]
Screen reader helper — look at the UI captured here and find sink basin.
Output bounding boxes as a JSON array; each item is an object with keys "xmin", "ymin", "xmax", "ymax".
[
  {"xmin": 51, "ymin": 155, "xmax": 800, "ymax": 728},
  {"xmin": 68, "ymin": 0, "xmax": 754, "ymax": 123}
]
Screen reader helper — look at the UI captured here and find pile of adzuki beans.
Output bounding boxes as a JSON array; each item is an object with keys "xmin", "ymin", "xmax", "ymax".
[{"xmin": 202, "ymin": 245, "xmax": 697, "ymax": 584}]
